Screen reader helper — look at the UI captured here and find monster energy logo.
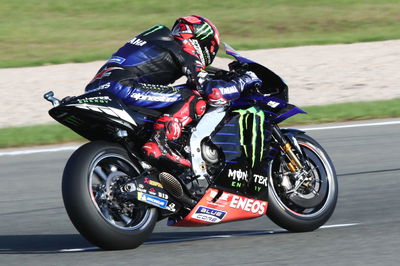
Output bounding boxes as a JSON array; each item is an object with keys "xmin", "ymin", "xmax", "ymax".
[
  {"xmin": 233, "ymin": 107, "xmax": 265, "ymax": 167},
  {"xmin": 143, "ymin": 25, "xmax": 164, "ymax": 36},
  {"xmin": 63, "ymin": 115, "xmax": 83, "ymax": 127},
  {"xmin": 196, "ymin": 23, "xmax": 213, "ymax": 40}
]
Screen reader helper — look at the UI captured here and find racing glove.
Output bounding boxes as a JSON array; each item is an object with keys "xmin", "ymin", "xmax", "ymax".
[
  {"xmin": 240, "ymin": 71, "xmax": 262, "ymax": 90},
  {"xmin": 204, "ymin": 71, "xmax": 262, "ymax": 106}
]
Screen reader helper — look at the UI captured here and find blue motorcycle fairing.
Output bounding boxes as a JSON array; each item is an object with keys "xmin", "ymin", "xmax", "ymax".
[
  {"xmin": 224, "ymin": 42, "xmax": 257, "ymax": 64},
  {"xmin": 274, "ymin": 106, "xmax": 307, "ymax": 124},
  {"xmin": 210, "ymin": 105, "xmax": 273, "ymax": 197},
  {"xmin": 223, "ymin": 42, "xmax": 305, "ymax": 123},
  {"xmin": 231, "ymin": 94, "xmax": 287, "ymax": 109}
]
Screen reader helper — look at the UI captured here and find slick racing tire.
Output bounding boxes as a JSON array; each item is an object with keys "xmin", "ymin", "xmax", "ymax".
[
  {"xmin": 62, "ymin": 141, "xmax": 157, "ymax": 250},
  {"xmin": 267, "ymin": 133, "xmax": 338, "ymax": 232}
]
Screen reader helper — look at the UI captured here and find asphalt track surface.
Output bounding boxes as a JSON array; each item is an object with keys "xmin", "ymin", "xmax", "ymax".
[{"xmin": 1, "ymin": 119, "xmax": 399, "ymax": 265}]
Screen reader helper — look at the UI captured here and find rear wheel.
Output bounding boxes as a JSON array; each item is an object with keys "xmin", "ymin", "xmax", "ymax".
[
  {"xmin": 62, "ymin": 141, "xmax": 157, "ymax": 250},
  {"xmin": 267, "ymin": 134, "xmax": 338, "ymax": 232}
]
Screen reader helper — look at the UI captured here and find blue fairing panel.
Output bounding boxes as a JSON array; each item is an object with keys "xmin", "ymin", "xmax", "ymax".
[
  {"xmin": 273, "ymin": 106, "xmax": 307, "ymax": 124},
  {"xmin": 230, "ymin": 94, "xmax": 306, "ymax": 123},
  {"xmin": 224, "ymin": 42, "xmax": 256, "ymax": 64}
]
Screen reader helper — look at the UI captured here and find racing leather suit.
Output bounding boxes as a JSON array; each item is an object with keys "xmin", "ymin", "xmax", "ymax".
[{"xmin": 85, "ymin": 25, "xmax": 260, "ymax": 168}]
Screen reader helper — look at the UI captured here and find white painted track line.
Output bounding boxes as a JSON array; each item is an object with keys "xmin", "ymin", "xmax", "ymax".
[
  {"xmin": 1, "ymin": 119, "xmax": 400, "ymax": 157},
  {"xmin": 300, "ymin": 120, "xmax": 400, "ymax": 131},
  {"xmin": 0, "ymin": 145, "xmax": 80, "ymax": 157},
  {"xmin": 58, "ymin": 222, "xmax": 359, "ymax": 252}
]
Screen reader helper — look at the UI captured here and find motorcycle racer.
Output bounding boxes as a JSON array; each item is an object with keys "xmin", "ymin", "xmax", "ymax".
[{"xmin": 85, "ymin": 15, "xmax": 261, "ymax": 168}]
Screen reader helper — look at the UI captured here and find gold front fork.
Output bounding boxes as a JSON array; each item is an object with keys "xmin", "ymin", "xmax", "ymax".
[
  {"xmin": 282, "ymin": 143, "xmax": 304, "ymax": 172},
  {"xmin": 272, "ymin": 125, "xmax": 304, "ymax": 173}
]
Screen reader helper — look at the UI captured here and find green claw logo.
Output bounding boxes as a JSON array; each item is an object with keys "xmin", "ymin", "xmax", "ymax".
[
  {"xmin": 233, "ymin": 107, "xmax": 265, "ymax": 167},
  {"xmin": 143, "ymin": 25, "xmax": 164, "ymax": 36},
  {"xmin": 196, "ymin": 23, "xmax": 213, "ymax": 40}
]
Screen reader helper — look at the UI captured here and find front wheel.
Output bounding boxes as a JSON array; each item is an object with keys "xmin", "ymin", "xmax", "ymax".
[
  {"xmin": 267, "ymin": 133, "xmax": 338, "ymax": 232},
  {"xmin": 62, "ymin": 141, "xmax": 158, "ymax": 250}
]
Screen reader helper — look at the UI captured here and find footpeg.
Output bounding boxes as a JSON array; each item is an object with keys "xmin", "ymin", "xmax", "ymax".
[{"xmin": 159, "ymin": 172, "xmax": 196, "ymax": 207}]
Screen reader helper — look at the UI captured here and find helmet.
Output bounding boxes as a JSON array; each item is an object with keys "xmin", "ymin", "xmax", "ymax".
[{"xmin": 172, "ymin": 15, "xmax": 220, "ymax": 67}]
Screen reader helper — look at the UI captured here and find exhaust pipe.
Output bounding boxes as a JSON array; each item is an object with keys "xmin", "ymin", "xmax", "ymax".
[{"xmin": 159, "ymin": 172, "xmax": 197, "ymax": 207}]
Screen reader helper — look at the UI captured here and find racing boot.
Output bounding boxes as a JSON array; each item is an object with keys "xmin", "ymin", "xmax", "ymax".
[{"xmin": 142, "ymin": 115, "xmax": 191, "ymax": 168}]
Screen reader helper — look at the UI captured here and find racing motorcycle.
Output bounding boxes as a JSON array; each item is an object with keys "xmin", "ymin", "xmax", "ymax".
[{"xmin": 44, "ymin": 43, "xmax": 338, "ymax": 250}]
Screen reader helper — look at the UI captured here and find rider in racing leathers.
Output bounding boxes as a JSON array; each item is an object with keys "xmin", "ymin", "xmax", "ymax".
[{"xmin": 85, "ymin": 15, "xmax": 261, "ymax": 168}]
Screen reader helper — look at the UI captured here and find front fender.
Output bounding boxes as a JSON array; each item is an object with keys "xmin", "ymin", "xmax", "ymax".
[{"xmin": 281, "ymin": 128, "xmax": 305, "ymax": 136}]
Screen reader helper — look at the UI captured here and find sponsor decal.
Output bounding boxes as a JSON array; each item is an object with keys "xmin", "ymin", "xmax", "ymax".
[
  {"xmin": 140, "ymin": 83, "xmax": 180, "ymax": 93},
  {"xmin": 157, "ymin": 192, "xmax": 169, "ymax": 200},
  {"xmin": 144, "ymin": 177, "xmax": 163, "ymax": 188},
  {"xmin": 143, "ymin": 25, "xmax": 164, "ymax": 36},
  {"xmin": 166, "ymin": 203, "xmax": 176, "ymax": 212},
  {"xmin": 97, "ymin": 82, "xmax": 111, "ymax": 90},
  {"xmin": 87, "ymin": 82, "xmax": 112, "ymax": 92},
  {"xmin": 229, "ymin": 195, "xmax": 267, "ymax": 215},
  {"xmin": 192, "ymin": 206, "xmax": 227, "ymax": 223},
  {"xmin": 131, "ymin": 93, "xmax": 178, "ymax": 103},
  {"xmin": 107, "ymin": 56, "xmax": 126, "ymax": 64},
  {"xmin": 137, "ymin": 184, "xmax": 147, "ymax": 193},
  {"xmin": 190, "ymin": 39, "xmax": 206, "ymax": 67},
  {"xmin": 137, "ymin": 187, "xmax": 147, "ymax": 193},
  {"xmin": 208, "ymin": 189, "xmax": 218, "ymax": 199},
  {"xmin": 231, "ymin": 181, "xmax": 242, "ymax": 188},
  {"xmin": 128, "ymin": 37, "xmax": 147, "ymax": 46},
  {"xmin": 137, "ymin": 192, "xmax": 167, "ymax": 208},
  {"xmin": 77, "ymin": 95, "xmax": 111, "ymax": 104},
  {"xmin": 228, "ymin": 169, "xmax": 248, "ymax": 188},
  {"xmin": 209, "ymin": 189, "xmax": 226, "ymax": 200},
  {"xmin": 62, "ymin": 115, "xmax": 83, "ymax": 127},
  {"xmin": 149, "ymin": 187, "xmax": 157, "ymax": 195},
  {"xmin": 220, "ymin": 86, "xmax": 237, "ymax": 95},
  {"xmin": 203, "ymin": 47, "xmax": 211, "ymax": 65},
  {"xmin": 207, "ymin": 190, "xmax": 230, "ymax": 207},
  {"xmin": 233, "ymin": 107, "xmax": 265, "ymax": 167},
  {"xmin": 228, "ymin": 169, "xmax": 248, "ymax": 181},
  {"xmin": 267, "ymin": 100, "xmax": 280, "ymax": 108},
  {"xmin": 196, "ymin": 22, "xmax": 213, "ymax": 40},
  {"xmin": 253, "ymin": 174, "xmax": 268, "ymax": 187}
]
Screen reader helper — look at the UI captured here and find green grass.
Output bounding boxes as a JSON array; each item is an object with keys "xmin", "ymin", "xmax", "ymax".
[
  {"xmin": 282, "ymin": 98, "xmax": 400, "ymax": 125},
  {"xmin": 1, "ymin": 98, "xmax": 399, "ymax": 149},
  {"xmin": 0, "ymin": 124, "xmax": 84, "ymax": 148},
  {"xmin": 1, "ymin": 0, "xmax": 400, "ymax": 68}
]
